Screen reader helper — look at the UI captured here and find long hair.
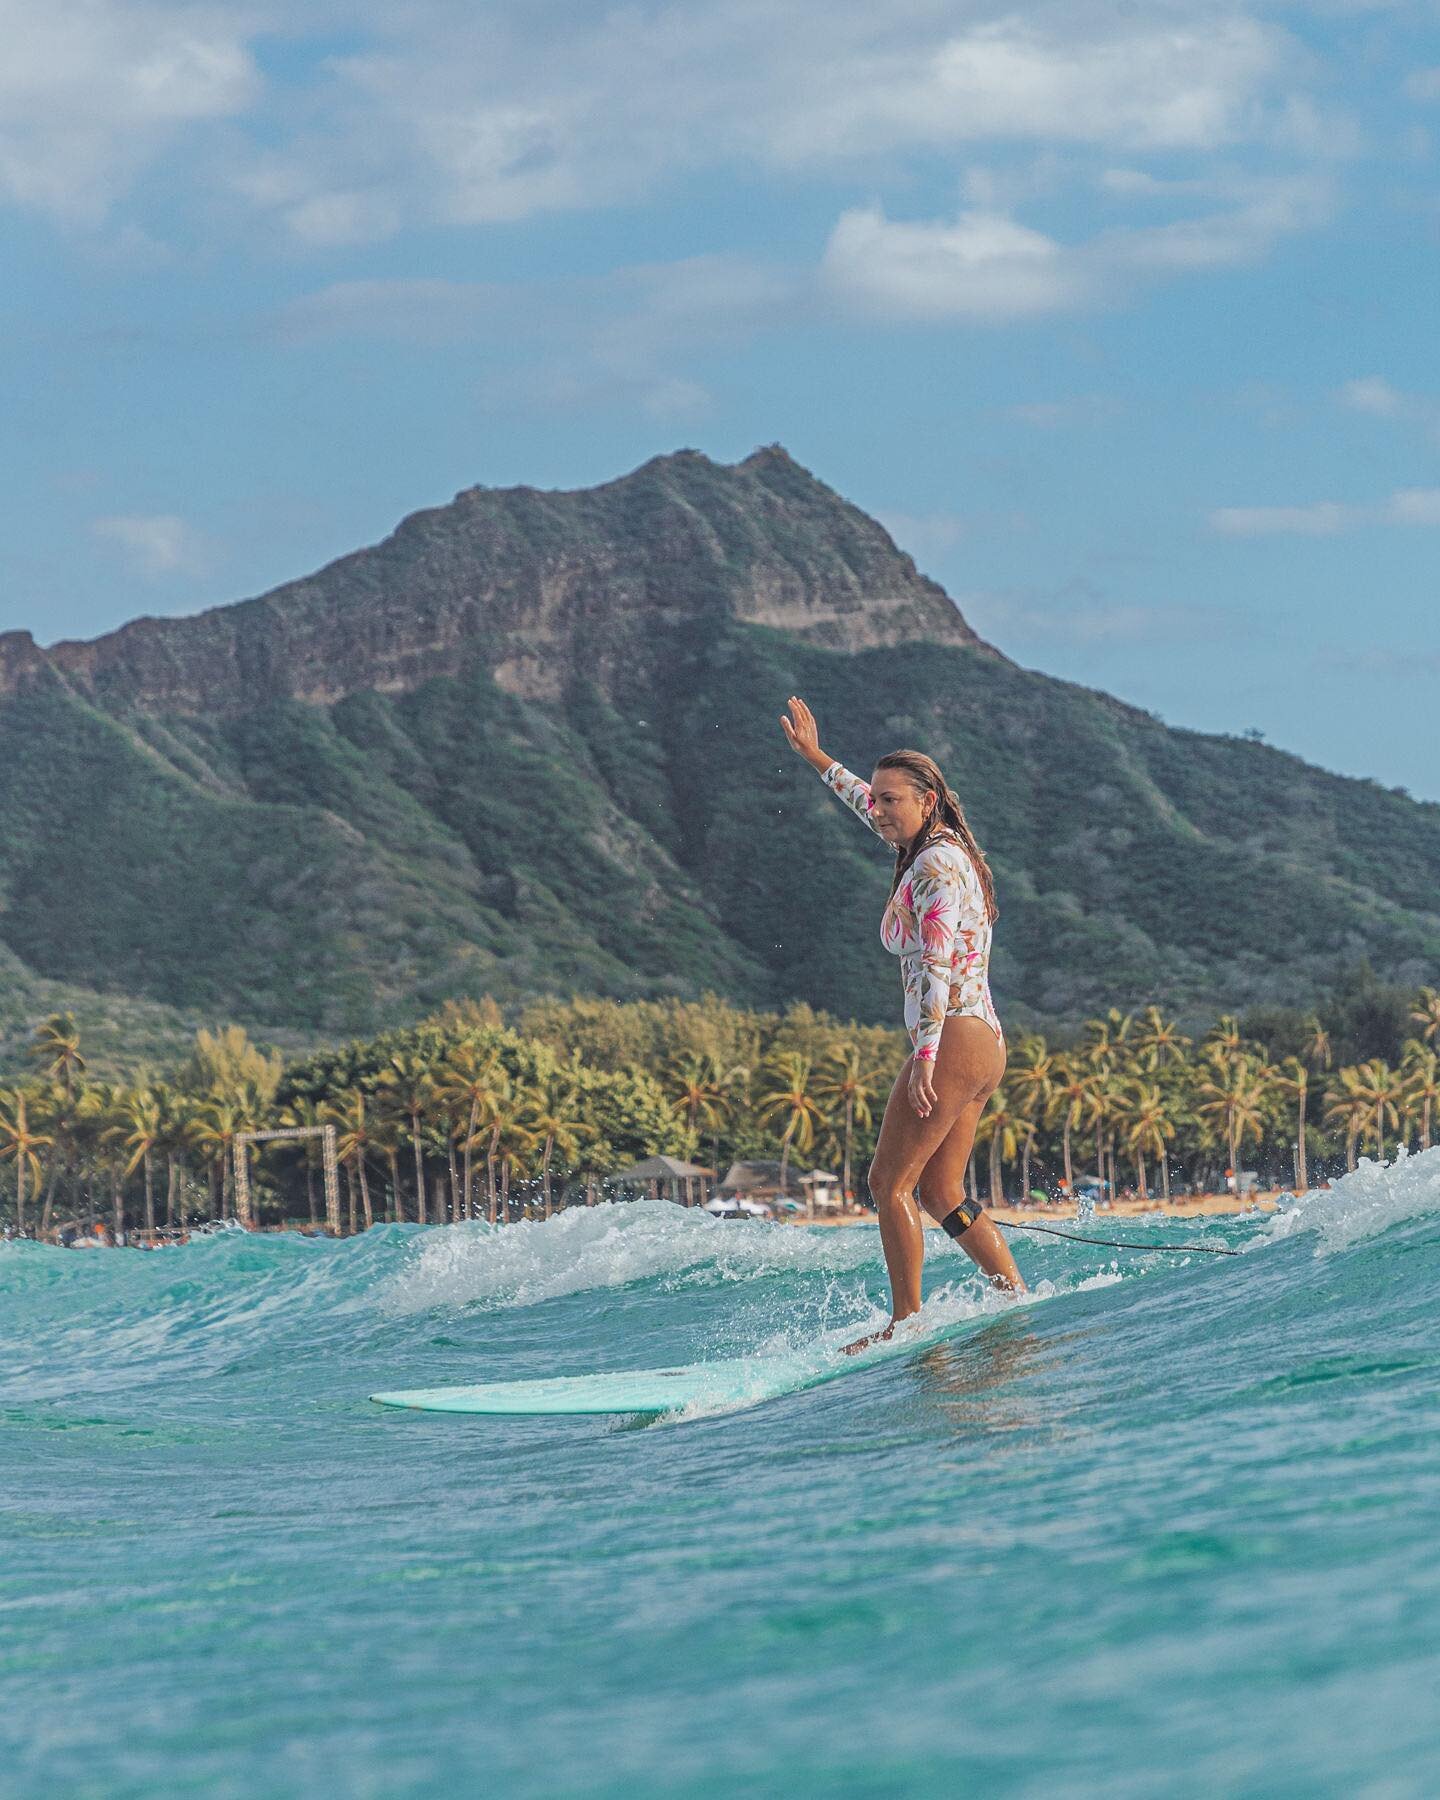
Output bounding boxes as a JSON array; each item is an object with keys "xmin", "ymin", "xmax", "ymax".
[{"xmin": 876, "ymin": 749, "xmax": 999, "ymax": 924}]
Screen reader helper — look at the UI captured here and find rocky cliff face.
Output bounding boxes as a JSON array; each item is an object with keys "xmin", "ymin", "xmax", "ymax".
[{"xmin": 5, "ymin": 447, "xmax": 987, "ymax": 716}]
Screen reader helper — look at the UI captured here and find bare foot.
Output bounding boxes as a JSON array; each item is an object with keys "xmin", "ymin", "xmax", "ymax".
[{"xmin": 841, "ymin": 1323, "xmax": 895, "ymax": 1356}]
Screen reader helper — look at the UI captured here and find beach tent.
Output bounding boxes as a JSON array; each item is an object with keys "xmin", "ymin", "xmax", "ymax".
[
  {"xmin": 717, "ymin": 1161, "xmax": 795, "ymax": 1201},
  {"xmin": 609, "ymin": 1154, "xmax": 714, "ymax": 1207},
  {"xmin": 798, "ymin": 1169, "xmax": 842, "ymax": 1215}
]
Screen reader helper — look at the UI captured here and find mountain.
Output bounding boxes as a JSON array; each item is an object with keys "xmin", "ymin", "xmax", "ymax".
[{"xmin": 1, "ymin": 444, "xmax": 1437, "ymax": 1064}]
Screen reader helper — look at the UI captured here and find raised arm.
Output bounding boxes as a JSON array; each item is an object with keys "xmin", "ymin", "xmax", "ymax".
[
  {"xmin": 779, "ymin": 695, "xmax": 885, "ymax": 839},
  {"xmin": 820, "ymin": 761, "xmax": 886, "ymax": 836},
  {"xmin": 908, "ymin": 845, "xmax": 963, "ymax": 1063}
]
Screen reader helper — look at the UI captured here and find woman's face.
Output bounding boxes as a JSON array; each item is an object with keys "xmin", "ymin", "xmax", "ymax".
[{"xmin": 868, "ymin": 769, "xmax": 935, "ymax": 846}]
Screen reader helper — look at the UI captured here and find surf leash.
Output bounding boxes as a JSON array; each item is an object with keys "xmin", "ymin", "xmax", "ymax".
[{"xmin": 995, "ymin": 1218, "xmax": 1239, "ymax": 1256}]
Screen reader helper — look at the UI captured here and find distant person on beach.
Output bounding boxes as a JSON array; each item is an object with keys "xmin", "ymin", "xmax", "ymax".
[{"xmin": 780, "ymin": 696, "xmax": 1025, "ymax": 1351}]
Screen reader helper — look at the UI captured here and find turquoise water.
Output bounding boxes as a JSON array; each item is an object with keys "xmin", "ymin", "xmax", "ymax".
[{"xmin": 4, "ymin": 1154, "xmax": 1440, "ymax": 1799}]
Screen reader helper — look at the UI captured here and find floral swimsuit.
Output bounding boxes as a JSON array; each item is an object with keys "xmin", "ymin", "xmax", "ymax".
[{"xmin": 821, "ymin": 761, "xmax": 1003, "ymax": 1062}]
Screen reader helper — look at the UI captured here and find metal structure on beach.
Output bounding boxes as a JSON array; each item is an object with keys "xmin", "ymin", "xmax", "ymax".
[{"xmin": 233, "ymin": 1125, "xmax": 341, "ymax": 1233}]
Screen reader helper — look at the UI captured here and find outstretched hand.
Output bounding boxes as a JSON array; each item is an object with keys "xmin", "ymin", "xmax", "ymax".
[{"xmin": 780, "ymin": 695, "xmax": 827, "ymax": 768}]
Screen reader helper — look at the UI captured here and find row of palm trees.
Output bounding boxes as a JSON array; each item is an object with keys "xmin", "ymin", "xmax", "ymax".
[
  {"xmin": 949, "ymin": 1000, "xmax": 1440, "ymax": 1204},
  {"xmin": 0, "ymin": 1018, "xmax": 627, "ymax": 1239},
  {"xmin": 4, "ymin": 989, "xmax": 1439, "ymax": 1236},
  {"xmin": 659, "ymin": 993, "xmax": 1440, "ymax": 1208}
]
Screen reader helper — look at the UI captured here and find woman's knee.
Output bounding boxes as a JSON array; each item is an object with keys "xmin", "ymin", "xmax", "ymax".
[
  {"xmin": 915, "ymin": 1170, "xmax": 954, "ymax": 1216},
  {"xmin": 866, "ymin": 1161, "xmax": 911, "ymax": 1210}
]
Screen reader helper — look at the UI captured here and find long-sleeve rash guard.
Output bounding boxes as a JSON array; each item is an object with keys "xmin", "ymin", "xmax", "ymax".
[{"xmin": 820, "ymin": 760, "xmax": 1002, "ymax": 1062}]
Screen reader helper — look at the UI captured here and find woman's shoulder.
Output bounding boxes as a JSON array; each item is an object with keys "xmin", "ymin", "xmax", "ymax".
[{"xmin": 911, "ymin": 833, "xmax": 971, "ymax": 876}]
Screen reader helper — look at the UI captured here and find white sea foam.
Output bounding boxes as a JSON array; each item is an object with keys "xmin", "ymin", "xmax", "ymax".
[
  {"xmin": 380, "ymin": 1200, "xmax": 884, "ymax": 1315},
  {"xmin": 1260, "ymin": 1144, "xmax": 1440, "ymax": 1256}
]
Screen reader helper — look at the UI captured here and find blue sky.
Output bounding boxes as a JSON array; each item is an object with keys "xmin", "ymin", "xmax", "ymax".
[{"xmin": 4, "ymin": 1, "xmax": 1439, "ymax": 795}]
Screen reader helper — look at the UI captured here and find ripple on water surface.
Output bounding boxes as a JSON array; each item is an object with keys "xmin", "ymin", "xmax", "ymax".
[{"xmin": 3, "ymin": 1152, "xmax": 1440, "ymax": 1797}]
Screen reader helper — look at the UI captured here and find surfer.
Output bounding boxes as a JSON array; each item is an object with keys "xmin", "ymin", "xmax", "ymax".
[{"xmin": 780, "ymin": 696, "xmax": 1026, "ymax": 1351}]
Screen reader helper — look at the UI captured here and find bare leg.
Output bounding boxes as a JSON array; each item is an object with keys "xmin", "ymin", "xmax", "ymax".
[
  {"xmin": 845, "ymin": 1018, "xmax": 1015, "ymax": 1353},
  {"xmin": 916, "ymin": 1096, "xmax": 1026, "ymax": 1293}
]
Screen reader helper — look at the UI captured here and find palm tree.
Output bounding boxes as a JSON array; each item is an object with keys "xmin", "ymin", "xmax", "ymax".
[
  {"xmin": 1045, "ymin": 1057, "xmax": 1100, "ymax": 1197},
  {"xmin": 149, "ymin": 1085, "xmax": 193, "ymax": 1232},
  {"xmin": 1302, "ymin": 1015, "xmax": 1333, "ymax": 1073},
  {"xmin": 1196, "ymin": 1051, "xmax": 1269, "ymax": 1198},
  {"xmin": 1411, "ymin": 986, "xmax": 1440, "ymax": 1048},
  {"xmin": 982, "ymin": 1088, "xmax": 1019, "ymax": 1206},
  {"xmin": 1350, "ymin": 1059, "xmax": 1402, "ymax": 1162},
  {"xmin": 438, "ymin": 1044, "xmax": 510, "ymax": 1222},
  {"xmin": 189, "ymin": 1099, "xmax": 245, "ymax": 1221},
  {"xmin": 31, "ymin": 1081, "xmax": 76, "ymax": 1239},
  {"xmin": 518, "ymin": 1077, "xmax": 596, "ymax": 1218},
  {"xmin": 109, "ymin": 1087, "xmax": 163, "ymax": 1244},
  {"xmin": 324, "ymin": 1089, "xmax": 376, "ymax": 1231},
  {"xmin": 1082, "ymin": 1009, "xmax": 1134, "ymax": 1075},
  {"xmin": 1004, "ymin": 1035, "xmax": 1051, "ymax": 1200},
  {"xmin": 1272, "ymin": 1057, "xmax": 1312, "ymax": 1193},
  {"xmin": 1089, "ymin": 1071, "xmax": 1126, "ymax": 1203},
  {"xmin": 279, "ymin": 1097, "xmax": 328, "ymax": 1227},
  {"xmin": 757, "ymin": 1055, "xmax": 822, "ymax": 1202},
  {"xmin": 377, "ymin": 1052, "xmax": 437, "ymax": 1224},
  {"xmin": 74, "ymin": 1083, "xmax": 123, "ymax": 1236},
  {"xmin": 367, "ymin": 1102, "xmax": 405, "ymax": 1224},
  {"xmin": 1119, "ymin": 1081, "xmax": 1177, "ymax": 1202},
  {"xmin": 1205, "ymin": 1014, "xmax": 1249, "ymax": 1067},
  {"xmin": 1323, "ymin": 1067, "xmax": 1371, "ymax": 1173},
  {"xmin": 491, "ymin": 1110, "xmax": 538, "ymax": 1224},
  {"xmin": 0, "ymin": 1091, "xmax": 51, "ymax": 1235},
  {"xmin": 813, "ymin": 1046, "xmax": 880, "ymax": 1208},
  {"xmin": 1401, "ymin": 1040, "xmax": 1440, "ymax": 1151},
  {"xmin": 29, "ymin": 1013, "xmax": 86, "ymax": 1097},
  {"xmin": 1133, "ymin": 1007, "xmax": 1191, "ymax": 1072},
  {"xmin": 668, "ymin": 1052, "xmax": 726, "ymax": 1141}
]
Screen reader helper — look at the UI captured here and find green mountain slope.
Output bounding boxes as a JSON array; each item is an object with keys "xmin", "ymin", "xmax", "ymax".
[{"xmin": 1, "ymin": 446, "xmax": 1435, "ymax": 1047}]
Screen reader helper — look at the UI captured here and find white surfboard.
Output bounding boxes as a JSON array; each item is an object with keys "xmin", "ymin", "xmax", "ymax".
[{"xmin": 370, "ymin": 1304, "xmax": 1021, "ymax": 1418}]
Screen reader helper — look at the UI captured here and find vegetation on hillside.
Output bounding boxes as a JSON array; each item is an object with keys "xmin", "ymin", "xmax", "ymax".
[{"xmin": 1, "ymin": 450, "xmax": 1437, "ymax": 1038}]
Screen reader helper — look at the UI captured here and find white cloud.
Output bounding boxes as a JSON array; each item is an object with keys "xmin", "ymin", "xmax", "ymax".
[
  {"xmin": 1404, "ymin": 67, "xmax": 1440, "ymax": 102},
  {"xmin": 821, "ymin": 205, "xmax": 1089, "ymax": 321},
  {"xmin": 0, "ymin": 0, "xmax": 259, "ymax": 221},
  {"xmin": 273, "ymin": 277, "xmax": 516, "ymax": 345},
  {"xmin": 1387, "ymin": 488, "xmax": 1440, "ymax": 526},
  {"xmin": 767, "ymin": 14, "xmax": 1290, "ymax": 161},
  {"xmin": 876, "ymin": 510, "xmax": 969, "ymax": 560},
  {"xmin": 0, "ymin": 0, "xmax": 1346, "ymax": 323},
  {"xmin": 961, "ymin": 580, "xmax": 1240, "ymax": 646},
  {"xmin": 90, "ymin": 513, "xmax": 207, "ymax": 576},
  {"xmin": 225, "ymin": 3, "xmax": 1313, "ymax": 242},
  {"xmin": 821, "ymin": 174, "xmax": 1328, "ymax": 322},
  {"xmin": 1337, "ymin": 374, "xmax": 1440, "ymax": 440},
  {"xmin": 271, "ymin": 254, "xmax": 793, "ymax": 419},
  {"xmin": 1211, "ymin": 501, "xmax": 1357, "ymax": 535},
  {"xmin": 1007, "ymin": 395, "xmax": 1123, "ymax": 429},
  {"xmin": 1210, "ymin": 489, "xmax": 1440, "ymax": 535},
  {"xmin": 1339, "ymin": 375, "xmax": 1407, "ymax": 416}
]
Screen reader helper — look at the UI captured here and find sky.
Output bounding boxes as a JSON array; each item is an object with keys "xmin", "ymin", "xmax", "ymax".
[{"xmin": 3, "ymin": 0, "xmax": 1439, "ymax": 797}]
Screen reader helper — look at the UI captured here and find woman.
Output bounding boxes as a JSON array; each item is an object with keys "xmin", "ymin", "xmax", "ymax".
[{"xmin": 779, "ymin": 696, "xmax": 1025, "ymax": 1351}]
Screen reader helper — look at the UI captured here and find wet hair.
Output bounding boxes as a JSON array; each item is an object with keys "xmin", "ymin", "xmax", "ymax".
[{"xmin": 874, "ymin": 749, "xmax": 999, "ymax": 923}]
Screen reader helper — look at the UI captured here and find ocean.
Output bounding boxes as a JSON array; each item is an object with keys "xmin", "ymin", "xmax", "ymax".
[{"xmin": 4, "ymin": 1152, "xmax": 1439, "ymax": 1798}]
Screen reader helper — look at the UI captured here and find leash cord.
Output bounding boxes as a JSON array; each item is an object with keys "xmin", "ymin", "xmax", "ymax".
[{"xmin": 996, "ymin": 1218, "xmax": 1239, "ymax": 1256}]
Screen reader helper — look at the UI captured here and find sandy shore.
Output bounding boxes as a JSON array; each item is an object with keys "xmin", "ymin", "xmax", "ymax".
[{"xmin": 800, "ymin": 1193, "xmax": 1284, "ymax": 1227}]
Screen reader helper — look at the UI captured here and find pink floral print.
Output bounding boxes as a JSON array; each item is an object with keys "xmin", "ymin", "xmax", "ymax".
[{"xmin": 821, "ymin": 760, "xmax": 1002, "ymax": 1062}]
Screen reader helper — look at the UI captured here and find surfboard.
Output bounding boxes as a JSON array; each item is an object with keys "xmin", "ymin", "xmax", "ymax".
[{"xmin": 369, "ymin": 1305, "xmax": 1013, "ymax": 1418}]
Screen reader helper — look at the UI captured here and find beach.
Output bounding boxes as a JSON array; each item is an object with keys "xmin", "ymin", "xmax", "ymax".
[{"xmin": 801, "ymin": 1192, "xmax": 1285, "ymax": 1226}]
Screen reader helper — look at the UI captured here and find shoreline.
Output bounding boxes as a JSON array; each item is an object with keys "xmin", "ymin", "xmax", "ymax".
[{"xmin": 799, "ymin": 1193, "xmax": 1285, "ymax": 1227}]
